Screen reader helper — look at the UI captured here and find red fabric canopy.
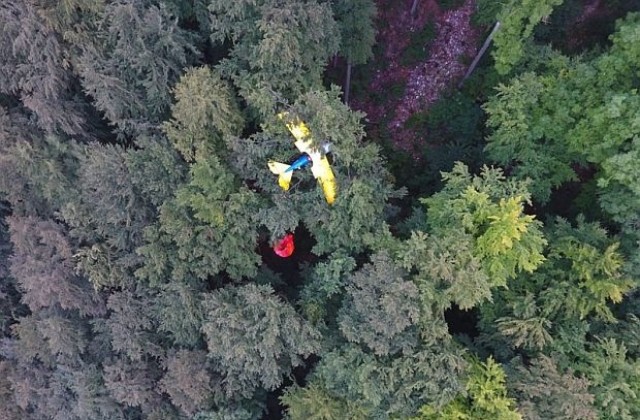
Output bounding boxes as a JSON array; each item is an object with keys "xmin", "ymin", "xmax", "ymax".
[{"xmin": 273, "ymin": 233, "xmax": 295, "ymax": 258}]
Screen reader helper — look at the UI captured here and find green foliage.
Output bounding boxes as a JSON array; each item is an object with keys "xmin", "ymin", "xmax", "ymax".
[
  {"xmin": 338, "ymin": 252, "xmax": 420, "ymax": 356},
  {"xmin": 0, "ymin": 131, "xmax": 79, "ymax": 217},
  {"xmin": 154, "ymin": 281, "xmax": 206, "ymax": 348},
  {"xmin": 7, "ymin": 216, "xmax": 105, "ymax": 316},
  {"xmin": 485, "ymin": 13, "xmax": 640, "ymax": 243},
  {"xmin": 478, "ymin": 217, "xmax": 634, "ymax": 356},
  {"xmin": 413, "ymin": 357, "xmax": 521, "ymax": 420},
  {"xmin": 422, "ymin": 163, "xmax": 547, "ymax": 289},
  {"xmin": 0, "ymin": 1, "xmax": 90, "ymax": 135},
  {"xmin": 531, "ymin": 0, "xmax": 583, "ymax": 51},
  {"xmin": 292, "ymin": 343, "xmax": 467, "ymax": 418},
  {"xmin": 75, "ymin": 1, "xmax": 195, "ymax": 135},
  {"xmin": 548, "ymin": 333, "xmax": 640, "ymax": 420},
  {"xmin": 136, "ymin": 194, "xmax": 259, "ymax": 284},
  {"xmin": 64, "ymin": 141, "xmax": 157, "ymax": 290},
  {"xmin": 106, "ymin": 288, "xmax": 163, "ymax": 362},
  {"xmin": 509, "ymin": 355, "xmax": 597, "ymax": 419},
  {"xmin": 163, "ymin": 66, "xmax": 245, "ymax": 162},
  {"xmin": 484, "ymin": 71, "xmax": 581, "ymax": 202},
  {"xmin": 473, "ymin": 0, "xmax": 508, "ymax": 27},
  {"xmin": 159, "ymin": 350, "xmax": 216, "ymax": 416},
  {"xmin": 281, "ymin": 383, "xmax": 361, "ymax": 420},
  {"xmin": 333, "ymin": 0, "xmax": 377, "ymax": 66},
  {"xmin": 201, "ymin": 284, "xmax": 321, "ymax": 398},
  {"xmin": 541, "ymin": 217, "xmax": 634, "ymax": 323},
  {"xmin": 397, "ymin": 230, "xmax": 493, "ymax": 312},
  {"xmin": 394, "ymin": 93, "xmax": 487, "ymax": 198},
  {"xmin": 1, "ymin": 0, "xmax": 639, "ymax": 417},
  {"xmin": 491, "ymin": 0, "xmax": 564, "ymax": 74},
  {"xmin": 136, "ymin": 140, "xmax": 261, "ymax": 284},
  {"xmin": 126, "ymin": 133, "xmax": 188, "ymax": 208},
  {"xmin": 33, "ymin": 0, "xmax": 105, "ymax": 34},
  {"xmin": 103, "ymin": 357, "xmax": 163, "ymax": 411},
  {"xmin": 209, "ymin": 0, "xmax": 340, "ymax": 115},
  {"xmin": 226, "ymin": 87, "xmax": 399, "ymax": 254},
  {"xmin": 548, "ymin": 223, "xmax": 633, "ymax": 321},
  {"xmin": 293, "ymin": 88, "xmax": 402, "ymax": 253},
  {"xmin": 193, "ymin": 402, "xmax": 264, "ymax": 420},
  {"xmin": 298, "ymin": 252, "xmax": 356, "ymax": 324}
]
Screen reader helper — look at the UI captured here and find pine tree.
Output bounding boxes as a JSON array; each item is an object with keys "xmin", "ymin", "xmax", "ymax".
[
  {"xmin": 74, "ymin": 1, "xmax": 196, "ymax": 137},
  {"xmin": 105, "ymin": 288, "xmax": 164, "ymax": 362},
  {"xmin": 412, "ymin": 357, "xmax": 522, "ymax": 420},
  {"xmin": 284, "ymin": 343, "xmax": 467, "ymax": 418},
  {"xmin": 201, "ymin": 284, "xmax": 320, "ymax": 398},
  {"xmin": 491, "ymin": 0, "xmax": 564, "ymax": 75},
  {"xmin": 102, "ymin": 357, "xmax": 163, "ymax": 413},
  {"xmin": 163, "ymin": 66, "xmax": 245, "ymax": 162},
  {"xmin": 159, "ymin": 349, "xmax": 217, "ymax": 416},
  {"xmin": 485, "ymin": 12, "xmax": 640, "ymax": 252},
  {"xmin": 208, "ymin": 0, "xmax": 340, "ymax": 115},
  {"xmin": 0, "ymin": 0, "xmax": 90, "ymax": 136},
  {"xmin": 7, "ymin": 216, "xmax": 105, "ymax": 316},
  {"xmin": 509, "ymin": 355, "xmax": 597, "ymax": 420},
  {"xmin": 332, "ymin": 0, "xmax": 377, "ymax": 103},
  {"xmin": 337, "ymin": 252, "xmax": 420, "ymax": 356}
]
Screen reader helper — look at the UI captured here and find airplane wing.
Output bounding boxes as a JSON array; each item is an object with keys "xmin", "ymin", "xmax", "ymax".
[
  {"xmin": 279, "ymin": 112, "xmax": 314, "ymax": 154},
  {"xmin": 278, "ymin": 112, "xmax": 337, "ymax": 204},
  {"xmin": 309, "ymin": 151, "xmax": 337, "ymax": 205}
]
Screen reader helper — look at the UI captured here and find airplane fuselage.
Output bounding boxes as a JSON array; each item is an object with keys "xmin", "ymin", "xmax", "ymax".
[{"xmin": 285, "ymin": 153, "xmax": 312, "ymax": 173}]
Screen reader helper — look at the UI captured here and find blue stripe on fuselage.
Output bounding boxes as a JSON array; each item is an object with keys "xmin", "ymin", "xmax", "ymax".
[{"xmin": 285, "ymin": 153, "xmax": 312, "ymax": 172}]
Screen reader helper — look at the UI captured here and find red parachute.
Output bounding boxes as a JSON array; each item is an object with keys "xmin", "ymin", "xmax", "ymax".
[{"xmin": 273, "ymin": 233, "xmax": 295, "ymax": 258}]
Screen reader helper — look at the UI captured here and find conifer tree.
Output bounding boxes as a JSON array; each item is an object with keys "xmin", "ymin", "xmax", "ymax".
[
  {"xmin": 478, "ymin": 217, "xmax": 634, "ymax": 356},
  {"xmin": 332, "ymin": 0, "xmax": 377, "ymax": 103},
  {"xmin": 201, "ymin": 284, "xmax": 320, "ymax": 398},
  {"xmin": 485, "ymin": 12, "xmax": 640, "ymax": 254},
  {"xmin": 412, "ymin": 357, "xmax": 522, "ymax": 420},
  {"xmin": 509, "ymin": 355, "xmax": 597, "ymax": 420},
  {"xmin": 337, "ymin": 252, "xmax": 420, "ymax": 356},
  {"xmin": 0, "ymin": 0, "xmax": 90, "ymax": 136},
  {"xmin": 208, "ymin": 0, "xmax": 340, "ymax": 115},
  {"xmin": 491, "ymin": 0, "xmax": 564, "ymax": 75},
  {"xmin": 159, "ymin": 349, "xmax": 217, "ymax": 416},
  {"xmin": 74, "ymin": 0, "xmax": 196, "ymax": 137},
  {"xmin": 7, "ymin": 216, "xmax": 105, "ymax": 316}
]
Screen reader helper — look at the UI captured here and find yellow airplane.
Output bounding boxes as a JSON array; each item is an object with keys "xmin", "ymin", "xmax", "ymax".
[{"xmin": 268, "ymin": 113, "xmax": 337, "ymax": 205}]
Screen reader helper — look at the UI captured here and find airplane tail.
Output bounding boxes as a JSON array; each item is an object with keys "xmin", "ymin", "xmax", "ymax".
[{"xmin": 268, "ymin": 161, "xmax": 293, "ymax": 191}]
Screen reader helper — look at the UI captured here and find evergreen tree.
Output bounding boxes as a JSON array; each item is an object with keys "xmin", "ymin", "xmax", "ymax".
[
  {"xmin": 491, "ymin": 0, "xmax": 564, "ymax": 75},
  {"xmin": 163, "ymin": 66, "xmax": 245, "ymax": 162},
  {"xmin": 508, "ymin": 355, "xmax": 597, "ymax": 420},
  {"xmin": 478, "ymin": 217, "xmax": 634, "ymax": 356},
  {"xmin": 201, "ymin": 284, "xmax": 320, "ymax": 398},
  {"xmin": 208, "ymin": 0, "xmax": 340, "ymax": 115},
  {"xmin": 485, "ymin": 12, "xmax": 640, "ymax": 252},
  {"xmin": 284, "ymin": 342, "xmax": 467, "ymax": 418},
  {"xmin": 7, "ymin": 216, "xmax": 104, "ymax": 316},
  {"xmin": 0, "ymin": 0, "xmax": 90, "ymax": 136},
  {"xmin": 332, "ymin": 0, "xmax": 377, "ymax": 103},
  {"xmin": 337, "ymin": 251, "xmax": 420, "ymax": 356},
  {"xmin": 412, "ymin": 357, "xmax": 521, "ymax": 420},
  {"xmin": 159, "ymin": 349, "xmax": 217, "ymax": 416},
  {"xmin": 74, "ymin": 0, "xmax": 196, "ymax": 137}
]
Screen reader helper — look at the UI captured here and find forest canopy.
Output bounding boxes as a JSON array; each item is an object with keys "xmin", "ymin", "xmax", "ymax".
[{"xmin": 0, "ymin": 0, "xmax": 639, "ymax": 419}]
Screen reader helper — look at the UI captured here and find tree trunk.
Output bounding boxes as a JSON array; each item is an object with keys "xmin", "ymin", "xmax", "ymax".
[
  {"xmin": 410, "ymin": 0, "xmax": 420, "ymax": 17},
  {"xmin": 344, "ymin": 61, "xmax": 352, "ymax": 105},
  {"xmin": 458, "ymin": 21, "xmax": 501, "ymax": 89}
]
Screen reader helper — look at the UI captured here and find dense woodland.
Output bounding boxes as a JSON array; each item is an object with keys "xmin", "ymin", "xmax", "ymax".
[{"xmin": 1, "ymin": 0, "xmax": 640, "ymax": 419}]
